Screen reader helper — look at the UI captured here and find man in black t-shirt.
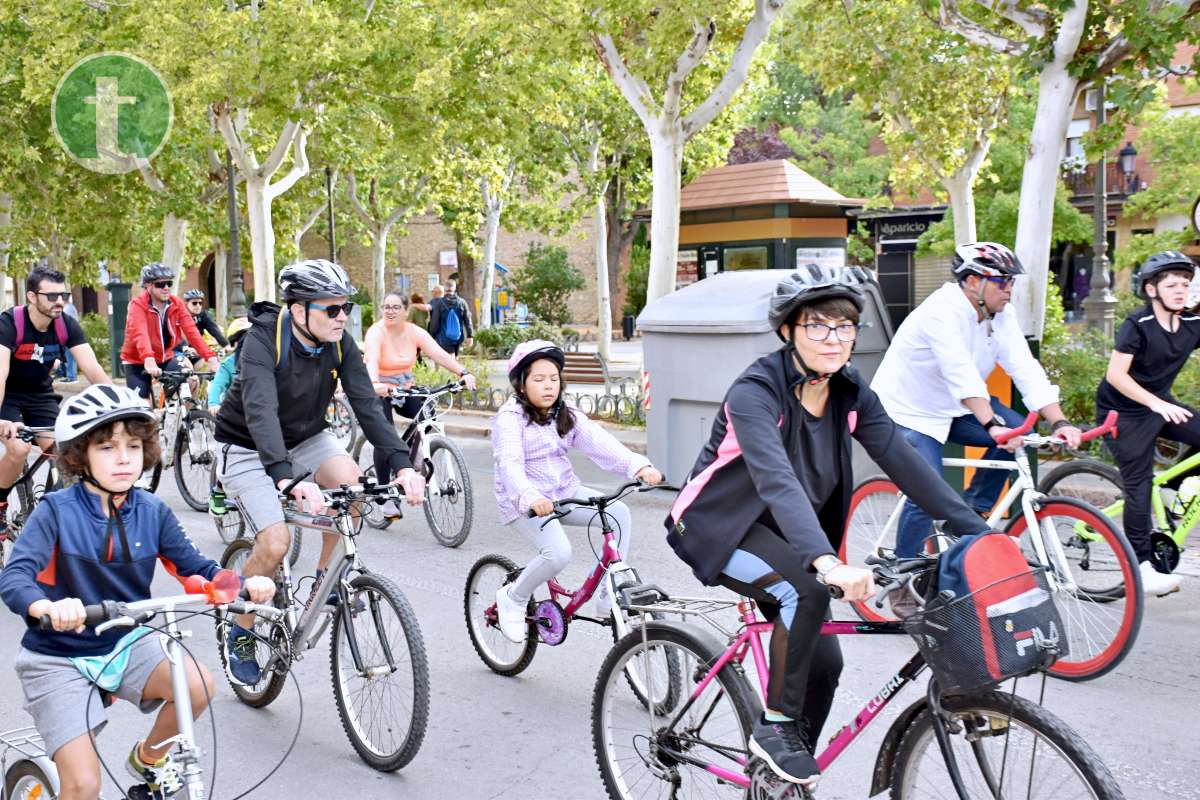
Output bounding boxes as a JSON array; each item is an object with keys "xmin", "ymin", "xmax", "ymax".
[
  {"xmin": 1095, "ymin": 251, "xmax": 1200, "ymax": 596},
  {"xmin": 0, "ymin": 267, "xmax": 112, "ymax": 527}
]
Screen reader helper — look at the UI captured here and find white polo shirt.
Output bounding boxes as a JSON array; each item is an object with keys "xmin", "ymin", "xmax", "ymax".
[{"xmin": 870, "ymin": 282, "xmax": 1060, "ymax": 443}]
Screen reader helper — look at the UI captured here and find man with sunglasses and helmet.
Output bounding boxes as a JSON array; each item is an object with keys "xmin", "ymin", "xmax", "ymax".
[
  {"xmin": 120, "ymin": 263, "xmax": 219, "ymax": 400},
  {"xmin": 872, "ymin": 242, "xmax": 1082, "ymax": 581},
  {"xmin": 665, "ymin": 265, "xmax": 990, "ymax": 787},
  {"xmin": 213, "ymin": 258, "xmax": 426, "ymax": 686},
  {"xmin": 0, "ymin": 266, "xmax": 112, "ymax": 531}
]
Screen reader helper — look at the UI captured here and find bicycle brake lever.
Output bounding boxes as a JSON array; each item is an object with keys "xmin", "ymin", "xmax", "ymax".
[{"xmin": 95, "ymin": 614, "xmax": 140, "ymax": 635}]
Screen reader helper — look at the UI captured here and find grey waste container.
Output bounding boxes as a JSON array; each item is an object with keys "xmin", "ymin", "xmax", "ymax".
[{"xmin": 638, "ymin": 270, "xmax": 894, "ymax": 485}]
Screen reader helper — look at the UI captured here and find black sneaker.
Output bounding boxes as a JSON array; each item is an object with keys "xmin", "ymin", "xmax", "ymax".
[{"xmin": 748, "ymin": 717, "xmax": 820, "ymax": 785}]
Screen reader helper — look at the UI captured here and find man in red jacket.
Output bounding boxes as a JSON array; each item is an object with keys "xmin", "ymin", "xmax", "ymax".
[{"xmin": 120, "ymin": 263, "xmax": 218, "ymax": 399}]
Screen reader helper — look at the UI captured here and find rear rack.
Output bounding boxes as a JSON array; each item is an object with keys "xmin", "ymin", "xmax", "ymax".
[
  {"xmin": 0, "ymin": 726, "xmax": 48, "ymax": 760},
  {"xmin": 618, "ymin": 585, "xmax": 744, "ymax": 637}
]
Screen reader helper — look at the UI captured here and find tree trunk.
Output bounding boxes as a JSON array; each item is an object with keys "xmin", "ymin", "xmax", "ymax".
[
  {"xmin": 213, "ymin": 241, "xmax": 228, "ymax": 326},
  {"xmin": 479, "ymin": 198, "xmax": 501, "ymax": 329},
  {"xmin": 371, "ymin": 222, "xmax": 396, "ymax": 310},
  {"xmin": 163, "ymin": 213, "xmax": 189, "ymax": 293},
  {"xmin": 594, "ymin": 192, "xmax": 612, "ymax": 360},
  {"xmin": 455, "ymin": 234, "xmax": 477, "ymax": 325},
  {"xmin": 245, "ymin": 175, "xmax": 276, "ymax": 304},
  {"xmin": 943, "ymin": 170, "xmax": 978, "ymax": 246},
  {"xmin": 0, "ymin": 192, "xmax": 11, "ymax": 309},
  {"xmin": 646, "ymin": 130, "xmax": 685, "ymax": 304}
]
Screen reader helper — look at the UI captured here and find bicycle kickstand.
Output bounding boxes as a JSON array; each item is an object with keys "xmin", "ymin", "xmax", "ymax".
[{"xmin": 926, "ymin": 679, "xmax": 973, "ymax": 800}]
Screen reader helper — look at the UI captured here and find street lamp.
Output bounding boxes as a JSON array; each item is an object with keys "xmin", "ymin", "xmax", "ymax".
[
  {"xmin": 1118, "ymin": 141, "xmax": 1138, "ymax": 194},
  {"xmin": 225, "ymin": 149, "xmax": 248, "ymax": 318},
  {"xmin": 1082, "ymin": 82, "xmax": 1118, "ymax": 338}
]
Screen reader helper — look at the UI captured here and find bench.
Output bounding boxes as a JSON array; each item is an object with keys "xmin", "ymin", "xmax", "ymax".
[{"xmin": 562, "ymin": 351, "xmax": 610, "ymax": 385}]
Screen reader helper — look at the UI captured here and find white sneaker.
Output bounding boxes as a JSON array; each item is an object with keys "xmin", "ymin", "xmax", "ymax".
[
  {"xmin": 594, "ymin": 580, "xmax": 614, "ymax": 617},
  {"xmin": 494, "ymin": 586, "xmax": 527, "ymax": 643},
  {"xmin": 379, "ymin": 499, "xmax": 402, "ymax": 519},
  {"xmin": 1140, "ymin": 561, "xmax": 1182, "ymax": 596}
]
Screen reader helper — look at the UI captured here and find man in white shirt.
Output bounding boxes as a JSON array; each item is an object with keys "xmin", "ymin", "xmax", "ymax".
[{"xmin": 872, "ymin": 242, "xmax": 1083, "ymax": 560}]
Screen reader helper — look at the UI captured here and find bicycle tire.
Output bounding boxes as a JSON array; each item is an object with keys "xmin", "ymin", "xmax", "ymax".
[
  {"xmin": 463, "ymin": 554, "xmax": 538, "ymax": 675},
  {"xmin": 216, "ymin": 538, "xmax": 289, "ymax": 708},
  {"xmin": 354, "ymin": 448, "xmax": 393, "ymax": 530},
  {"xmin": 173, "ymin": 411, "xmax": 216, "ymax": 512},
  {"xmin": 211, "ymin": 503, "xmax": 246, "ymax": 545},
  {"xmin": 330, "ymin": 572, "xmax": 429, "ymax": 772},
  {"xmin": 423, "ymin": 436, "xmax": 473, "ymax": 547},
  {"xmin": 1036, "ymin": 461, "xmax": 1130, "ymax": 595},
  {"xmin": 842, "ymin": 478, "xmax": 902, "ymax": 623},
  {"xmin": 593, "ymin": 624, "xmax": 758, "ymax": 800},
  {"xmin": 889, "ymin": 690, "xmax": 1124, "ymax": 800},
  {"xmin": 326, "ymin": 394, "xmax": 358, "ymax": 452},
  {"xmin": 5, "ymin": 759, "xmax": 56, "ymax": 799},
  {"xmin": 609, "ymin": 610, "xmax": 683, "ymax": 715},
  {"xmin": 1006, "ymin": 496, "xmax": 1143, "ymax": 681}
]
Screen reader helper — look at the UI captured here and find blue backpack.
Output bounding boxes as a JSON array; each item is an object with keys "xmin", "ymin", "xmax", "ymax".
[{"xmin": 441, "ymin": 301, "xmax": 464, "ymax": 344}]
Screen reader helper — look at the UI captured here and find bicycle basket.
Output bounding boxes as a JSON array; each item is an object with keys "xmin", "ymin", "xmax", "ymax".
[{"xmin": 904, "ymin": 568, "xmax": 1066, "ymax": 693}]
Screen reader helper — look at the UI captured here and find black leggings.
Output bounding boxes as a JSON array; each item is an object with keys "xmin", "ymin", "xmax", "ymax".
[
  {"xmin": 372, "ymin": 394, "xmax": 424, "ymax": 482},
  {"xmin": 714, "ymin": 523, "xmax": 843, "ymax": 741},
  {"xmin": 1102, "ymin": 405, "xmax": 1200, "ymax": 561}
]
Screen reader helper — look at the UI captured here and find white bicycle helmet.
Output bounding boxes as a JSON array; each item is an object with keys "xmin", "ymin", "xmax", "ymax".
[
  {"xmin": 951, "ymin": 242, "xmax": 1025, "ymax": 281},
  {"xmin": 279, "ymin": 258, "xmax": 355, "ymax": 302},
  {"xmin": 55, "ymin": 384, "xmax": 155, "ymax": 447}
]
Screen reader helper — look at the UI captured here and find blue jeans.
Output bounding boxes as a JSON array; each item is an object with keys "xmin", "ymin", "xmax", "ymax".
[
  {"xmin": 57, "ymin": 349, "xmax": 77, "ymax": 382},
  {"xmin": 895, "ymin": 398, "xmax": 1025, "ymax": 557}
]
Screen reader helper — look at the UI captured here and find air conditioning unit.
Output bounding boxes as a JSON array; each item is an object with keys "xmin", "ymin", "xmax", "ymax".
[{"xmin": 1085, "ymin": 89, "xmax": 1097, "ymax": 111}]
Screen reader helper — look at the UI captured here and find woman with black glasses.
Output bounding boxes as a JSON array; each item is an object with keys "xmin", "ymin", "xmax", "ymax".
[{"xmin": 119, "ymin": 262, "xmax": 218, "ymax": 399}]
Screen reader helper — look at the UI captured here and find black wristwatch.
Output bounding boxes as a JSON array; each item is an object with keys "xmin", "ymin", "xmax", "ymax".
[
  {"xmin": 983, "ymin": 416, "xmax": 1007, "ymax": 431},
  {"xmin": 1051, "ymin": 419, "xmax": 1073, "ymax": 433}
]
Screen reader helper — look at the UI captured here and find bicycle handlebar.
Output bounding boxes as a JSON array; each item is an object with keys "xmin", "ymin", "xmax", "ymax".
[
  {"xmin": 992, "ymin": 409, "xmax": 1119, "ymax": 447},
  {"xmin": 527, "ymin": 480, "xmax": 680, "ymax": 520},
  {"xmin": 14, "ymin": 425, "xmax": 54, "ymax": 443},
  {"xmin": 993, "ymin": 411, "xmax": 1038, "ymax": 444},
  {"xmin": 389, "ymin": 379, "xmax": 468, "ymax": 401}
]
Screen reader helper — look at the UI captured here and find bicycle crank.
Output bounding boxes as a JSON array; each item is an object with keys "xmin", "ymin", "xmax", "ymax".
[{"xmin": 748, "ymin": 759, "xmax": 813, "ymax": 799}]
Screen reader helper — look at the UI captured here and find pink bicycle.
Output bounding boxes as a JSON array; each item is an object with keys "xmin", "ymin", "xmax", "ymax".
[{"xmin": 591, "ymin": 555, "xmax": 1124, "ymax": 800}]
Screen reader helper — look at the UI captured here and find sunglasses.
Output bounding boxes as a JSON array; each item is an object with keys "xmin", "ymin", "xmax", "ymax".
[
  {"xmin": 152, "ymin": 281, "xmax": 172, "ymax": 289},
  {"xmin": 37, "ymin": 291, "xmax": 71, "ymax": 302},
  {"xmin": 308, "ymin": 301, "xmax": 354, "ymax": 319},
  {"xmin": 984, "ymin": 276, "xmax": 1016, "ymax": 289}
]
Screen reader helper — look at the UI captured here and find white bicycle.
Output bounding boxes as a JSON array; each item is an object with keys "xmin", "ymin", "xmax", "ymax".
[{"xmin": 841, "ymin": 411, "xmax": 1143, "ymax": 682}]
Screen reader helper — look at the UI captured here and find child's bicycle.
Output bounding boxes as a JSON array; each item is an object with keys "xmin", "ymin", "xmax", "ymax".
[
  {"xmin": 353, "ymin": 379, "xmax": 474, "ymax": 547},
  {"xmin": 464, "ymin": 481, "xmax": 681, "ymax": 704},
  {"xmin": 0, "ymin": 426, "xmax": 60, "ymax": 568},
  {"xmin": 591, "ymin": 556, "xmax": 1125, "ymax": 800},
  {"xmin": 841, "ymin": 411, "xmax": 1142, "ymax": 681},
  {"xmin": 0, "ymin": 571, "xmax": 286, "ymax": 800},
  {"xmin": 1037, "ymin": 439, "xmax": 1200, "ymax": 576}
]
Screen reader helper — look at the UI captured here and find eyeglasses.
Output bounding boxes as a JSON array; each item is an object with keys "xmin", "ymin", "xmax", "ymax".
[
  {"xmin": 152, "ymin": 281, "xmax": 171, "ymax": 289},
  {"xmin": 37, "ymin": 291, "xmax": 71, "ymax": 302},
  {"xmin": 381, "ymin": 304, "xmax": 404, "ymax": 311},
  {"xmin": 308, "ymin": 301, "xmax": 354, "ymax": 319},
  {"xmin": 984, "ymin": 276, "xmax": 1016, "ymax": 289},
  {"xmin": 800, "ymin": 322, "xmax": 860, "ymax": 343}
]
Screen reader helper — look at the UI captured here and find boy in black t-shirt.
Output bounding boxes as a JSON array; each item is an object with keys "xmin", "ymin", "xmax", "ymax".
[
  {"xmin": 1096, "ymin": 251, "xmax": 1200, "ymax": 596},
  {"xmin": 0, "ymin": 267, "xmax": 112, "ymax": 528}
]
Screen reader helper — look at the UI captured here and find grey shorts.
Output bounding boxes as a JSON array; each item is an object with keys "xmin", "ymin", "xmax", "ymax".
[
  {"xmin": 15, "ymin": 636, "xmax": 167, "ymax": 759},
  {"xmin": 217, "ymin": 431, "xmax": 349, "ymax": 534}
]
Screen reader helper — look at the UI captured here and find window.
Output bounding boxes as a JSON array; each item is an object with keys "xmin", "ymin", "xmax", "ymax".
[{"xmin": 724, "ymin": 246, "xmax": 770, "ymax": 271}]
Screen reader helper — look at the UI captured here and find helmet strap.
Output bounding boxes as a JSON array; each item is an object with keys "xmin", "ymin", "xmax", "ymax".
[
  {"xmin": 291, "ymin": 304, "xmax": 320, "ymax": 346},
  {"xmin": 81, "ymin": 471, "xmax": 133, "ymax": 563},
  {"xmin": 787, "ymin": 327, "xmax": 831, "ymax": 385}
]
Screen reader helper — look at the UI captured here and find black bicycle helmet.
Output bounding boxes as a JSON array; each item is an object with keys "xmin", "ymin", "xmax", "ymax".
[
  {"xmin": 768, "ymin": 264, "xmax": 871, "ymax": 340},
  {"xmin": 183, "ymin": 289, "xmax": 205, "ymax": 301},
  {"xmin": 951, "ymin": 242, "xmax": 1025, "ymax": 281},
  {"xmin": 1132, "ymin": 250, "xmax": 1195, "ymax": 299},
  {"xmin": 278, "ymin": 258, "xmax": 355, "ymax": 302},
  {"xmin": 140, "ymin": 262, "xmax": 175, "ymax": 285}
]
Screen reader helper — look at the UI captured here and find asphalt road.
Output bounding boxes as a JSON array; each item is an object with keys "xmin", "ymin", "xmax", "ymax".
[{"xmin": 1, "ymin": 438, "xmax": 1196, "ymax": 799}]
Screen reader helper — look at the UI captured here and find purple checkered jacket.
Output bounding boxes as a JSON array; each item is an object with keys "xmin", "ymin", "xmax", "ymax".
[{"xmin": 492, "ymin": 397, "xmax": 650, "ymax": 524}]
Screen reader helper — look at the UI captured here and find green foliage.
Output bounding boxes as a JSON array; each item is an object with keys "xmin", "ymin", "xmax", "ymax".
[
  {"xmin": 509, "ymin": 243, "xmax": 584, "ymax": 326},
  {"xmin": 1112, "ymin": 229, "xmax": 1192, "ymax": 275},
  {"xmin": 80, "ymin": 312, "xmax": 112, "ymax": 372},
  {"xmin": 352, "ymin": 288, "xmax": 374, "ymax": 331},
  {"xmin": 1122, "ymin": 94, "xmax": 1200, "ymax": 221},
  {"xmin": 411, "ymin": 352, "xmax": 490, "ymax": 389},
  {"xmin": 776, "ymin": 89, "xmax": 890, "ymax": 200},
  {"xmin": 623, "ymin": 241, "xmax": 650, "ymax": 316},
  {"xmin": 471, "ymin": 320, "xmax": 568, "ymax": 358},
  {"xmin": 917, "ymin": 184, "xmax": 1090, "ymax": 257}
]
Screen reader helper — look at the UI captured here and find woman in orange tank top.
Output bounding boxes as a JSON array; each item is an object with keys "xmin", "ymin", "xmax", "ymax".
[{"xmin": 364, "ymin": 293, "xmax": 477, "ymax": 500}]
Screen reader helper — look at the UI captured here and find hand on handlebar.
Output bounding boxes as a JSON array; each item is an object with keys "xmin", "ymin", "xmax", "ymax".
[
  {"xmin": 143, "ymin": 357, "xmax": 162, "ymax": 378},
  {"xmin": 821, "ymin": 565, "xmax": 876, "ymax": 603},
  {"xmin": 0, "ymin": 420, "xmax": 19, "ymax": 441},
  {"xmin": 529, "ymin": 496, "xmax": 555, "ymax": 517},
  {"xmin": 373, "ymin": 382, "xmax": 392, "ymax": 398},
  {"xmin": 1051, "ymin": 424, "xmax": 1084, "ymax": 450},
  {"xmin": 282, "ymin": 479, "xmax": 328, "ymax": 515},
  {"xmin": 242, "ymin": 575, "xmax": 275, "ymax": 604},
  {"xmin": 29, "ymin": 597, "xmax": 87, "ymax": 633},
  {"xmin": 390, "ymin": 468, "xmax": 426, "ymax": 506},
  {"xmin": 635, "ymin": 465, "xmax": 664, "ymax": 485},
  {"xmin": 462, "ymin": 373, "xmax": 477, "ymax": 391},
  {"xmin": 988, "ymin": 426, "xmax": 1025, "ymax": 452}
]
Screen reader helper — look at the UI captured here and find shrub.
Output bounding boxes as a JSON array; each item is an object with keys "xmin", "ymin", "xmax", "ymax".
[
  {"xmin": 510, "ymin": 243, "xmax": 584, "ymax": 326},
  {"xmin": 81, "ymin": 312, "xmax": 112, "ymax": 372},
  {"xmin": 412, "ymin": 353, "xmax": 490, "ymax": 389},
  {"xmin": 471, "ymin": 320, "xmax": 567, "ymax": 358}
]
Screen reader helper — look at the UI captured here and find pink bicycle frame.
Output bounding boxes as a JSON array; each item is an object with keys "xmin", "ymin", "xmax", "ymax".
[
  {"xmin": 547, "ymin": 530, "xmax": 622, "ymax": 619},
  {"xmin": 684, "ymin": 600, "xmax": 922, "ymax": 789}
]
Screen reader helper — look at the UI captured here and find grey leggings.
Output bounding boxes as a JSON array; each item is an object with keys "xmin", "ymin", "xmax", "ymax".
[{"xmin": 507, "ymin": 486, "xmax": 633, "ymax": 603}]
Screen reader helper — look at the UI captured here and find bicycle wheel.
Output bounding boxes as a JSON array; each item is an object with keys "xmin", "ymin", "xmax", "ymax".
[
  {"xmin": 593, "ymin": 625, "xmax": 758, "ymax": 800},
  {"xmin": 326, "ymin": 394, "xmax": 357, "ymax": 451},
  {"xmin": 889, "ymin": 690, "xmax": 1124, "ymax": 800},
  {"xmin": 1006, "ymin": 497, "xmax": 1143, "ymax": 681},
  {"xmin": 211, "ymin": 503, "xmax": 246, "ymax": 545},
  {"xmin": 423, "ymin": 435, "xmax": 473, "ymax": 547},
  {"xmin": 463, "ymin": 554, "xmax": 538, "ymax": 675},
  {"xmin": 354, "ymin": 444, "xmax": 392, "ymax": 530},
  {"xmin": 842, "ymin": 478, "xmax": 901, "ymax": 622},
  {"xmin": 174, "ymin": 411, "xmax": 216, "ymax": 512},
  {"xmin": 330, "ymin": 572, "xmax": 429, "ymax": 772},
  {"xmin": 5, "ymin": 759, "xmax": 56, "ymax": 799},
  {"xmin": 1036, "ymin": 462, "xmax": 1128, "ymax": 597},
  {"xmin": 216, "ymin": 538, "xmax": 290, "ymax": 708},
  {"xmin": 609, "ymin": 610, "xmax": 683, "ymax": 715}
]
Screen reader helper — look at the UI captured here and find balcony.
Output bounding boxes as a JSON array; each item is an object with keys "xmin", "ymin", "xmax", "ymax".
[{"xmin": 1062, "ymin": 161, "xmax": 1142, "ymax": 199}]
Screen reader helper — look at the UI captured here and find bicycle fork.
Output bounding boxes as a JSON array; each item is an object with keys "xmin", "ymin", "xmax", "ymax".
[{"xmin": 158, "ymin": 609, "xmax": 206, "ymax": 800}]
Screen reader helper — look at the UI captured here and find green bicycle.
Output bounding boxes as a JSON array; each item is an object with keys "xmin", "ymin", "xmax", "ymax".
[{"xmin": 1038, "ymin": 447, "xmax": 1199, "ymax": 578}]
